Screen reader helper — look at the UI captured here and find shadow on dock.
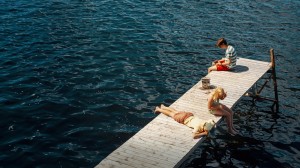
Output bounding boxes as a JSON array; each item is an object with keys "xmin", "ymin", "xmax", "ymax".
[{"xmin": 231, "ymin": 65, "xmax": 249, "ymax": 73}]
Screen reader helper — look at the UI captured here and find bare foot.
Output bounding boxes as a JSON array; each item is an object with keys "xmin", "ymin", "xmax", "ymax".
[
  {"xmin": 228, "ymin": 129, "xmax": 237, "ymax": 136},
  {"xmin": 233, "ymin": 127, "xmax": 239, "ymax": 133},
  {"xmin": 154, "ymin": 106, "xmax": 160, "ymax": 114}
]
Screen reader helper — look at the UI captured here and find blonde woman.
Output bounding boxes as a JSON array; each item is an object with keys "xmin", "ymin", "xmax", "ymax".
[
  {"xmin": 208, "ymin": 87, "xmax": 238, "ymax": 135},
  {"xmin": 154, "ymin": 104, "xmax": 215, "ymax": 139}
]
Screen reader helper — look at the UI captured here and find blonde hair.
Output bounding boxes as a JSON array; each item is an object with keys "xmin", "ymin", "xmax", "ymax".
[
  {"xmin": 212, "ymin": 87, "xmax": 225, "ymax": 101},
  {"xmin": 204, "ymin": 119, "xmax": 216, "ymax": 131}
]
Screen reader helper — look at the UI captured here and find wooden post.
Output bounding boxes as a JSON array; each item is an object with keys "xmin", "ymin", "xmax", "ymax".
[
  {"xmin": 270, "ymin": 49, "xmax": 275, "ymax": 69},
  {"xmin": 270, "ymin": 48, "xmax": 279, "ymax": 112}
]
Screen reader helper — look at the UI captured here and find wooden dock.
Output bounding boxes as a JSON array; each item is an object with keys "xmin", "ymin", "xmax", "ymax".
[{"xmin": 96, "ymin": 57, "xmax": 272, "ymax": 168}]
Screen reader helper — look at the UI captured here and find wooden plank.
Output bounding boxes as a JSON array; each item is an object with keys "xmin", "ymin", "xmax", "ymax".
[{"xmin": 96, "ymin": 58, "xmax": 271, "ymax": 168}]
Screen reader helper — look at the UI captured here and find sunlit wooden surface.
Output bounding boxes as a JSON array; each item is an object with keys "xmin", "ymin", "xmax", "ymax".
[{"xmin": 96, "ymin": 58, "xmax": 271, "ymax": 168}]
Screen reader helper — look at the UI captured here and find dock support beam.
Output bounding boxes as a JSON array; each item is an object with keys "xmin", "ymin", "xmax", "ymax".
[
  {"xmin": 270, "ymin": 49, "xmax": 279, "ymax": 112},
  {"xmin": 245, "ymin": 49, "xmax": 279, "ymax": 112}
]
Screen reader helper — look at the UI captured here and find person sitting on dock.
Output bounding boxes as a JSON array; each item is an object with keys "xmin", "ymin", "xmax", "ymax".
[
  {"xmin": 208, "ymin": 38, "xmax": 237, "ymax": 73},
  {"xmin": 154, "ymin": 104, "xmax": 215, "ymax": 139},
  {"xmin": 208, "ymin": 87, "xmax": 238, "ymax": 135}
]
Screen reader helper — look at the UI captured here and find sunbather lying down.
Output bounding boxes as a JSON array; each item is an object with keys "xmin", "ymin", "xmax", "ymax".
[{"xmin": 154, "ymin": 104, "xmax": 215, "ymax": 139}]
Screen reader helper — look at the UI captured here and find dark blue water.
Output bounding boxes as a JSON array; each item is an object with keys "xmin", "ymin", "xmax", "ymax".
[{"xmin": 1, "ymin": 0, "xmax": 299, "ymax": 167}]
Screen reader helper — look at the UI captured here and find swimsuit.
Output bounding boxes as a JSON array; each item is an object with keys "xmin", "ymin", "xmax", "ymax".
[
  {"xmin": 173, "ymin": 112, "xmax": 193, "ymax": 124},
  {"xmin": 208, "ymin": 99, "xmax": 220, "ymax": 114}
]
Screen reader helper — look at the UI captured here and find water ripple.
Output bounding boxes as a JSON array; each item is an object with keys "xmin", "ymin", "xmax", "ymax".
[{"xmin": 0, "ymin": 0, "xmax": 299, "ymax": 167}]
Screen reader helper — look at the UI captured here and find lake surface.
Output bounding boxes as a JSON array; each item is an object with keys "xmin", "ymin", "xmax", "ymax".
[{"xmin": 0, "ymin": 0, "xmax": 299, "ymax": 167}]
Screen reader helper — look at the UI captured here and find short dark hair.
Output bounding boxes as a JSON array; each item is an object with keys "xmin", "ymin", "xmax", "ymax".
[{"xmin": 216, "ymin": 38, "xmax": 227, "ymax": 47}]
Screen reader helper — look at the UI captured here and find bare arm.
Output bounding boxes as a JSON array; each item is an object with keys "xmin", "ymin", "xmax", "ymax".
[
  {"xmin": 217, "ymin": 58, "xmax": 230, "ymax": 66},
  {"xmin": 193, "ymin": 131, "xmax": 208, "ymax": 139},
  {"xmin": 208, "ymin": 94, "xmax": 218, "ymax": 110},
  {"xmin": 223, "ymin": 58, "xmax": 231, "ymax": 65},
  {"xmin": 207, "ymin": 94, "xmax": 213, "ymax": 109}
]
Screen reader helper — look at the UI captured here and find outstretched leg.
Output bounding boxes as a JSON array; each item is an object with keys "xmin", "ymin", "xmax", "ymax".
[
  {"xmin": 160, "ymin": 104, "xmax": 178, "ymax": 113},
  {"xmin": 154, "ymin": 106, "xmax": 177, "ymax": 118}
]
